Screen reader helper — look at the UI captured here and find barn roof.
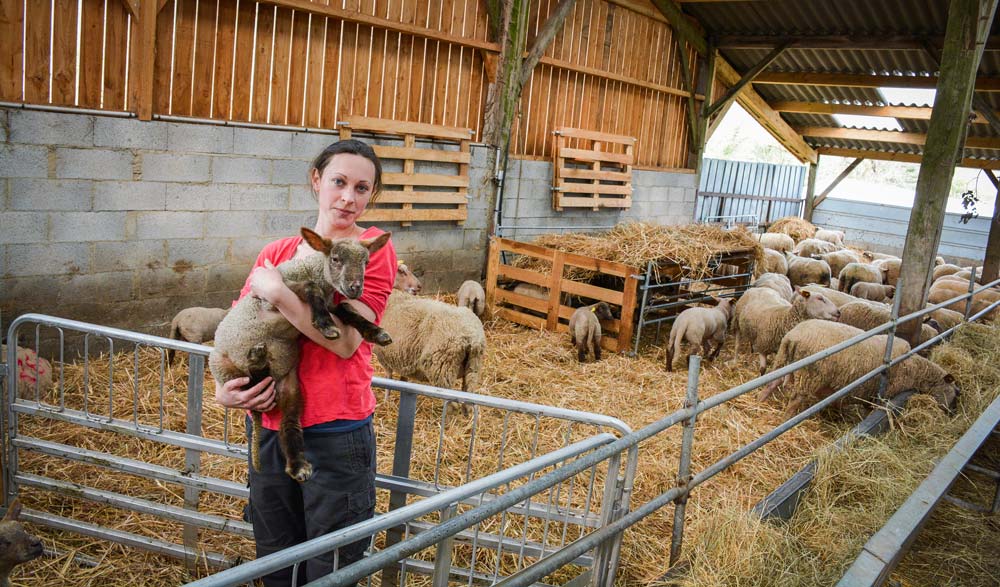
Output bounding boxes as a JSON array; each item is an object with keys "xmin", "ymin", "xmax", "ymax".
[{"xmin": 671, "ymin": 0, "xmax": 1000, "ymax": 168}]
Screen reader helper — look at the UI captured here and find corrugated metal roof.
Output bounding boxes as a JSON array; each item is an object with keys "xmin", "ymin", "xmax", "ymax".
[{"xmin": 679, "ymin": 0, "xmax": 1000, "ymax": 164}]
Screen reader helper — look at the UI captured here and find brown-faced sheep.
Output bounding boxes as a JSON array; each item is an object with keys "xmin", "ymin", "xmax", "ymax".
[
  {"xmin": 849, "ymin": 282, "xmax": 895, "ymax": 303},
  {"xmin": 814, "ymin": 228, "xmax": 846, "ymax": 247},
  {"xmin": 801, "ymin": 284, "xmax": 861, "ymax": 308},
  {"xmin": 569, "ymin": 302, "xmax": 614, "ymax": 363},
  {"xmin": 811, "ymin": 249, "xmax": 861, "ymax": 277},
  {"xmin": 373, "ymin": 290, "xmax": 486, "ymax": 401},
  {"xmin": 457, "ymin": 280, "xmax": 487, "ymax": 318},
  {"xmin": 733, "ymin": 288, "xmax": 841, "ymax": 374},
  {"xmin": 838, "ymin": 262, "xmax": 884, "ymax": 293},
  {"xmin": 837, "ymin": 300, "xmax": 939, "ymax": 346},
  {"xmin": 785, "ymin": 253, "xmax": 832, "ymax": 288},
  {"xmin": 395, "ymin": 261, "xmax": 423, "ymax": 294},
  {"xmin": 666, "ymin": 297, "xmax": 734, "ymax": 371},
  {"xmin": 760, "ymin": 248, "xmax": 788, "ymax": 275},
  {"xmin": 933, "ymin": 263, "xmax": 963, "ymax": 281},
  {"xmin": 762, "ymin": 320, "xmax": 959, "ymax": 418},
  {"xmin": 753, "ymin": 273, "xmax": 793, "ymax": 301},
  {"xmin": 167, "ymin": 307, "xmax": 229, "ymax": 364},
  {"xmin": 756, "ymin": 232, "xmax": 795, "ymax": 253},
  {"xmin": 210, "ymin": 228, "xmax": 392, "ymax": 482},
  {"xmin": 0, "ymin": 499, "xmax": 44, "ymax": 587}
]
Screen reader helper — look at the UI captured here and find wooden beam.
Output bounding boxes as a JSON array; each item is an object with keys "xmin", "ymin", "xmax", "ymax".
[
  {"xmin": 797, "ymin": 126, "xmax": 1000, "ymax": 150},
  {"xmin": 812, "ymin": 157, "xmax": 864, "ymax": 209},
  {"xmin": 803, "ymin": 160, "xmax": 819, "ymax": 221},
  {"xmin": 716, "ymin": 34, "xmax": 1000, "ymax": 51},
  {"xmin": 983, "ymin": 169, "xmax": 1000, "ymax": 283},
  {"xmin": 716, "ymin": 58, "xmax": 817, "ymax": 163},
  {"xmin": 121, "ymin": 0, "xmax": 138, "ymax": 19},
  {"xmin": 704, "ymin": 41, "xmax": 788, "ymax": 118},
  {"xmin": 649, "ymin": 0, "xmax": 708, "ymax": 54},
  {"xmin": 754, "ymin": 71, "xmax": 1000, "ymax": 91},
  {"xmin": 815, "ymin": 146, "xmax": 1000, "ymax": 170},
  {"xmin": 922, "ymin": 42, "xmax": 1000, "ymax": 137},
  {"xmin": 691, "ymin": 45, "xmax": 716, "ymax": 169},
  {"xmin": 136, "ymin": 0, "xmax": 157, "ymax": 120},
  {"xmin": 520, "ymin": 0, "xmax": 575, "ymax": 86},
  {"xmin": 770, "ymin": 101, "xmax": 996, "ymax": 124}
]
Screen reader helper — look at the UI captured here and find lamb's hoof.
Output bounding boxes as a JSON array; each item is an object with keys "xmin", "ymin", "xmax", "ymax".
[
  {"xmin": 318, "ymin": 324, "xmax": 341, "ymax": 340},
  {"xmin": 373, "ymin": 330, "xmax": 392, "ymax": 346},
  {"xmin": 286, "ymin": 461, "xmax": 314, "ymax": 483},
  {"xmin": 248, "ymin": 344, "xmax": 268, "ymax": 368}
]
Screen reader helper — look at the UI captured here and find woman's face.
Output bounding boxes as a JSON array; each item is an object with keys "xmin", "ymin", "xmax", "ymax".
[{"xmin": 312, "ymin": 153, "xmax": 377, "ymax": 233}]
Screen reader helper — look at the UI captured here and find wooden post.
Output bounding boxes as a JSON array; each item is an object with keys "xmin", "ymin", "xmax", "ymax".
[
  {"xmin": 898, "ymin": 0, "xmax": 997, "ymax": 342},
  {"xmin": 690, "ymin": 46, "xmax": 716, "ymax": 172},
  {"xmin": 136, "ymin": 0, "xmax": 158, "ymax": 120},
  {"xmin": 982, "ymin": 170, "xmax": 1000, "ymax": 283},
  {"xmin": 803, "ymin": 160, "xmax": 819, "ymax": 221}
]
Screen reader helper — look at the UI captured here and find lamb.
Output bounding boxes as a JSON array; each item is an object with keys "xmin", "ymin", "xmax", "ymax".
[
  {"xmin": 569, "ymin": 302, "xmax": 614, "ymax": 363},
  {"xmin": 395, "ymin": 261, "xmax": 422, "ymax": 294},
  {"xmin": 838, "ymin": 262, "xmax": 884, "ymax": 293},
  {"xmin": 733, "ymin": 287, "xmax": 841, "ymax": 374},
  {"xmin": 756, "ymin": 232, "xmax": 795, "ymax": 253},
  {"xmin": 837, "ymin": 300, "xmax": 939, "ymax": 346},
  {"xmin": 666, "ymin": 297, "xmax": 735, "ymax": 371},
  {"xmin": 952, "ymin": 269, "xmax": 982, "ymax": 284},
  {"xmin": 760, "ymin": 248, "xmax": 788, "ymax": 275},
  {"xmin": 0, "ymin": 499, "xmax": 44, "ymax": 587},
  {"xmin": 814, "ymin": 228, "xmax": 846, "ymax": 247},
  {"xmin": 927, "ymin": 307, "xmax": 964, "ymax": 332},
  {"xmin": 849, "ymin": 282, "xmax": 895, "ymax": 303},
  {"xmin": 928, "ymin": 279, "xmax": 1000, "ymax": 320},
  {"xmin": 209, "ymin": 228, "xmax": 392, "ymax": 482},
  {"xmin": 933, "ymin": 263, "xmax": 963, "ymax": 281},
  {"xmin": 166, "ymin": 307, "xmax": 229, "ymax": 364},
  {"xmin": 2, "ymin": 344, "xmax": 53, "ymax": 399},
  {"xmin": 863, "ymin": 251, "xmax": 900, "ymax": 263},
  {"xmin": 785, "ymin": 253, "xmax": 832, "ymax": 287},
  {"xmin": 793, "ymin": 238, "xmax": 840, "ymax": 258},
  {"xmin": 373, "ymin": 290, "xmax": 486, "ymax": 405},
  {"xmin": 801, "ymin": 284, "xmax": 861, "ymax": 308},
  {"xmin": 762, "ymin": 320, "xmax": 959, "ymax": 417},
  {"xmin": 457, "ymin": 280, "xmax": 487, "ymax": 318},
  {"xmin": 511, "ymin": 282, "xmax": 549, "ymax": 300},
  {"xmin": 873, "ymin": 258, "xmax": 902, "ymax": 285},
  {"xmin": 811, "ymin": 249, "xmax": 861, "ymax": 277},
  {"xmin": 753, "ymin": 273, "xmax": 793, "ymax": 301}
]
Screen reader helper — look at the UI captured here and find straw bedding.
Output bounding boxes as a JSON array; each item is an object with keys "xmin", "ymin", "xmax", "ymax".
[
  {"xmin": 767, "ymin": 216, "xmax": 817, "ymax": 243},
  {"xmin": 7, "ymin": 311, "xmax": 997, "ymax": 586}
]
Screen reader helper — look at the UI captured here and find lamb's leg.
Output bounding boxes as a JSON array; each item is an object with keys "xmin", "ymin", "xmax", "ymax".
[
  {"xmin": 577, "ymin": 339, "xmax": 587, "ymax": 363},
  {"xmin": 245, "ymin": 344, "xmax": 271, "ymax": 388},
  {"xmin": 277, "ymin": 374, "xmax": 312, "ymax": 483},
  {"xmin": 332, "ymin": 303, "xmax": 393, "ymax": 346},
  {"xmin": 593, "ymin": 333, "xmax": 602, "ymax": 362},
  {"xmin": 758, "ymin": 353, "xmax": 768, "ymax": 376},
  {"xmin": 287, "ymin": 280, "xmax": 341, "ymax": 340},
  {"xmin": 708, "ymin": 340, "xmax": 725, "ymax": 360},
  {"xmin": 251, "ymin": 411, "xmax": 265, "ymax": 473},
  {"xmin": 759, "ymin": 376, "xmax": 785, "ymax": 402}
]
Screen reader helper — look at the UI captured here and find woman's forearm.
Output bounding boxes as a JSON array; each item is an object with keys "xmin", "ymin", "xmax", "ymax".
[{"xmin": 269, "ymin": 286, "xmax": 364, "ymax": 358}]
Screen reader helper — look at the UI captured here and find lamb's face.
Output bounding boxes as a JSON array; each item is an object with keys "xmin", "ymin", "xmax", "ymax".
[
  {"xmin": 799, "ymin": 291, "xmax": 841, "ymax": 321},
  {"xmin": 593, "ymin": 302, "xmax": 614, "ymax": 321},
  {"xmin": 325, "ymin": 240, "xmax": 372, "ymax": 300},
  {"xmin": 928, "ymin": 374, "xmax": 960, "ymax": 413},
  {"xmin": 0, "ymin": 501, "xmax": 44, "ymax": 567}
]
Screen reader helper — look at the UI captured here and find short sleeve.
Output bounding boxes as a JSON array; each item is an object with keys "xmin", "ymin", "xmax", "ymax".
[
  {"xmin": 356, "ymin": 232, "xmax": 397, "ymax": 323},
  {"xmin": 234, "ymin": 238, "xmax": 300, "ymax": 306}
]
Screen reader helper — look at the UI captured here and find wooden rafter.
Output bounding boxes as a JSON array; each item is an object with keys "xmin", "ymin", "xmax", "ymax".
[
  {"xmin": 798, "ymin": 126, "xmax": 1000, "ymax": 149},
  {"xmin": 815, "ymin": 147, "xmax": 1000, "ymax": 169},
  {"xmin": 715, "ymin": 34, "xmax": 1000, "ymax": 51},
  {"xmin": 770, "ymin": 101, "xmax": 996, "ymax": 124},
  {"xmin": 754, "ymin": 71, "xmax": 1000, "ymax": 91},
  {"xmin": 704, "ymin": 41, "xmax": 788, "ymax": 118},
  {"xmin": 923, "ymin": 43, "xmax": 1000, "ymax": 136},
  {"xmin": 649, "ymin": 0, "xmax": 708, "ymax": 54}
]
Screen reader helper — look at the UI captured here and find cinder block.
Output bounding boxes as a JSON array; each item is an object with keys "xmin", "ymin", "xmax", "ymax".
[
  {"xmin": 230, "ymin": 185, "xmax": 287, "ymax": 210},
  {"xmin": 10, "ymin": 109, "xmax": 94, "ymax": 147},
  {"xmin": 380, "ymin": 158, "xmax": 404, "ymax": 174},
  {"xmin": 135, "ymin": 211, "xmax": 205, "ymax": 240},
  {"xmin": 167, "ymin": 122, "xmax": 234, "ymax": 153},
  {"xmin": 233, "ymin": 127, "xmax": 293, "ymax": 157},
  {"xmin": 94, "ymin": 181, "xmax": 166, "ymax": 211},
  {"xmin": 384, "ymin": 231, "xmax": 427, "ymax": 255},
  {"xmin": 51, "ymin": 211, "xmax": 126, "ymax": 242},
  {"xmin": 1, "ymin": 275, "xmax": 64, "ymax": 307},
  {"xmin": 56, "ymin": 148, "xmax": 133, "ymax": 180},
  {"xmin": 10, "ymin": 178, "xmax": 93, "ymax": 210},
  {"xmin": 1, "ymin": 144, "xmax": 49, "ymax": 178},
  {"xmin": 451, "ymin": 248, "xmax": 486, "ymax": 273},
  {"xmin": 204, "ymin": 211, "xmax": 266, "ymax": 238},
  {"xmin": 94, "ymin": 117, "xmax": 168, "ymax": 150},
  {"xmin": 213, "ymin": 156, "xmax": 272, "ymax": 184},
  {"xmin": 228, "ymin": 236, "xmax": 275, "ymax": 266},
  {"xmin": 421, "ymin": 229, "xmax": 466, "ymax": 252},
  {"xmin": 58, "ymin": 271, "xmax": 135, "ymax": 303},
  {"xmin": 289, "ymin": 185, "xmax": 316, "ymax": 211},
  {"xmin": 206, "ymin": 263, "xmax": 251, "ymax": 293},
  {"xmin": 462, "ymin": 229, "xmax": 485, "ymax": 251},
  {"xmin": 463, "ymin": 208, "xmax": 488, "ymax": 230},
  {"xmin": 5, "ymin": 242, "xmax": 91, "ymax": 276},
  {"xmin": 0, "ymin": 212, "xmax": 48, "ymax": 244},
  {"xmin": 168, "ymin": 238, "xmax": 228, "ymax": 268},
  {"xmin": 0, "ymin": 108, "xmax": 8, "ymax": 142},
  {"xmin": 470, "ymin": 145, "xmax": 490, "ymax": 169},
  {"xmin": 262, "ymin": 212, "xmax": 316, "ymax": 236},
  {"xmin": 291, "ymin": 132, "xmax": 338, "ymax": 157},
  {"xmin": 683, "ymin": 188, "xmax": 697, "ymax": 204},
  {"xmin": 138, "ymin": 266, "xmax": 208, "ymax": 298},
  {"xmin": 165, "ymin": 183, "xmax": 232, "ymax": 211},
  {"xmin": 518, "ymin": 160, "xmax": 551, "ymax": 181},
  {"xmin": 272, "ymin": 158, "xmax": 311, "ymax": 185},
  {"xmin": 142, "ymin": 153, "xmax": 211, "ymax": 182},
  {"xmin": 93, "ymin": 240, "xmax": 167, "ymax": 272},
  {"xmin": 414, "ymin": 160, "xmax": 460, "ymax": 176}
]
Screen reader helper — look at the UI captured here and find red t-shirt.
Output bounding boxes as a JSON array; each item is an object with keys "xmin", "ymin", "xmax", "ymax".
[{"xmin": 235, "ymin": 227, "xmax": 396, "ymax": 429}]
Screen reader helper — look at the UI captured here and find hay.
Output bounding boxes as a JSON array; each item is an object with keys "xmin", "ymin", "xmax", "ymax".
[{"xmin": 768, "ymin": 216, "xmax": 816, "ymax": 243}]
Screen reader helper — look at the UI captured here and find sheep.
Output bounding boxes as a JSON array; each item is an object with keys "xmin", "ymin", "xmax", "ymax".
[
  {"xmin": 801, "ymin": 284, "xmax": 862, "ymax": 308},
  {"xmin": 569, "ymin": 302, "xmax": 614, "ymax": 363},
  {"xmin": 373, "ymin": 291, "xmax": 486, "ymax": 410},
  {"xmin": 933, "ymin": 264, "xmax": 963, "ymax": 281},
  {"xmin": 209, "ymin": 228, "xmax": 392, "ymax": 482},
  {"xmin": 837, "ymin": 300, "xmax": 939, "ymax": 346},
  {"xmin": 927, "ymin": 307, "xmax": 965, "ymax": 333},
  {"xmin": 928, "ymin": 279, "xmax": 1000, "ymax": 320},
  {"xmin": 756, "ymin": 232, "xmax": 795, "ymax": 253},
  {"xmin": 863, "ymin": 251, "xmax": 900, "ymax": 263},
  {"xmin": 830, "ymin": 277, "xmax": 840, "ymax": 291},
  {"xmin": 733, "ymin": 287, "xmax": 841, "ymax": 374},
  {"xmin": 457, "ymin": 280, "xmax": 487, "ymax": 318},
  {"xmin": 167, "ymin": 307, "xmax": 229, "ymax": 364},
  {"xmin": 753, "ymin": 273, "xmax": 793, "ymax": 301},
  {"xmin": 814, "ymin": 228, "xmax": 845, "ymax": 247},
  {"xmin": 793, "ymin": 238, "xmax": 840, "ymax": 258},
  {"xmin": 762, "ymin": 320, "xmax": 959, "ymax": 417},
  {"xmin": 0, "ymin": 499, "xmax": 44, "ymax": 587},
  {"xmin": 511, "ymin": 282, "xmax": 549, "ymax": 300},
  {"xmin": 849, "ymin": 282, "xmax": 895, "ymax": 303},
  {"xmin": 395, "ymin": 261, "xmax": 422, "ymax": 294},
  {"xmin": 785, "ymin": 253, "xmax": 832, "ymax": 288},
  {"xmin": 811, "ymin": 249, "xmax": 861, "ymax": 277},
  {"xmin": 873, "ymin": 258, "xmax": 902, "ymax": 285},
  {"xmin": 1, "ymin": 344, "xmax": 53, "ymax": 399},
  {"xmin": 952, "ymin": 269, "xmax": 982, "ymax": 284},
  {"xmin": 838, "ymin": 262, "xmax": 884, "ymax": 293},
  {"xmin": 936, "ymin": 256, "xmax": 946, "ymax": 266},
  {"xmin": 760, "ymin": 248, "xmax": 788, "ymax": 275},
  {"xmin": 666, "ymin": 297, "xmax": 734, "ymax": 371}
]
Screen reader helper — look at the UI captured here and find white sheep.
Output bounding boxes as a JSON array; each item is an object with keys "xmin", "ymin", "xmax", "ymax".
[
  {"xmin": 838, "ymin": 262, "xmax": 884, "ymax": 293},
  {"xmin": 762, "ymin": 320, "xmax": 959, "ymax": 417},
  {"xmin": 927, "ymin": 307, "xmax": 964, "ymax": 333},
  {"xmin": 1, "ymin": 344, "xmax": 53, "ymax": 399},
  {"xmin": 457, "ymin": 280, "xmax": 487, "ymax": 318},
  {"xmin": 863, "ymin": 251, "xmax": 900, "ymax": 263},
  {"xmin": 785, "ymin": 253, "xmax": 832, "ymax": 288},
  {"xmin": 760, "ymin": 248, "xmax": 788, "ymax": 275},
  {"xmin": 813, "ymin": 228, "xmax": 845, "ymax": 247},
  {"xmin": 793, "ymin": 238, "xmax": 840, "ymax": 258},
  {"xmin": 569, "ymin": 302, "xmax": 614, "ymax": 363},
  {"xmin": 756, "ymin": 232, "xmax": 795, "ymax": 253},
  {"xmin": 0, "ymin": 499, "xmax": 44, "ymax": 586},
  {"xmin": 849, "ymin": 282, "xmax": 895, "ymax": 303},
  {"xmin": 801, "ymin": 284, "xmax": 861, "ymax": 308},
  {"xmin": 932, "ymin": 263, "xmax": 963, "ymax": 281},
  {"xmin": 666, "ymin": 297, "xmax": 734, "ymax": 371},
  {"xmin": 373, "ymin": 290, "xmax": 486, "ymax": 403},
  {"xmin": 873, "ymin": 258, "xmax": 902, "ymax": 286},
  {"xmin": 811, "ymin": 249, "xmax": 861, "ymax": 277},
  {"xmin": 511, "ymin": 282, "xmax": 549, "ymax": 300},
  {"xmin": 395, "ymin": 261, "xmax": 423, "ymax": 294},
  {"xmin": 753, "ymin": 273, "xmax": 793, "ymax": 301},
  {"xmin": 167, "ymin": 307, "xmax": 229, "ymax": 364},
  {"xmin": 837, "ymin": 300, "xmax": 938, "ymax": 346},
  {"xmin": 733, "ymin": 287, "xmax": 841, "ymax": 374},
  {"xmin": 928, "ymin": 279, "xmax": 1000, "ymax": 320}
]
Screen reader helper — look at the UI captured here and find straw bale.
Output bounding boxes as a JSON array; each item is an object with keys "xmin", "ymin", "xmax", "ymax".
[{"xmin": 768, "ymin": 216, "xmax": 817, "ymax": 243}]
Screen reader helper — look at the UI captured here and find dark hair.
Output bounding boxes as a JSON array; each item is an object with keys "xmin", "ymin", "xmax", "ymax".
[{"xmin": 310, "ymin": 139, "xmax": 383, "ymax": 204}]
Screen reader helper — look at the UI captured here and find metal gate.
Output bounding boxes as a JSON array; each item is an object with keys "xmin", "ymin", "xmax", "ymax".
[{"xmin": 696, "ymin": 158, "xmax": 808, "ymax": 227}]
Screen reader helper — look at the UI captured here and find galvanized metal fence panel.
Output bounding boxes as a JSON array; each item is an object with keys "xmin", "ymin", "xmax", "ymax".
[{"xmin": 696, "ymin": 158, "xmax": 808, "ymax": 227}]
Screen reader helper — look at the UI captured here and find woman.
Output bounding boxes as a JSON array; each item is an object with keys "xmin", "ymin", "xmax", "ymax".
[{"xmin": 214, "ymin": 139, "xmax": 396, "ymax": 585}]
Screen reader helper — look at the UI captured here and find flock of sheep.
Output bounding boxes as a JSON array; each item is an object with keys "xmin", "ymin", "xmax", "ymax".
[{"xmin": 665, "ymin": 225, "xmax": 995, "ymax": 418}]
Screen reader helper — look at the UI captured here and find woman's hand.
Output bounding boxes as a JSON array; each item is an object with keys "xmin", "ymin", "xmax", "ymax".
[
  {"xmin": 249, "ymin": 260, "xmax": 286, "ymax": 304},
  {"xmin": 214, "ymin": 376, "xmax": 277, "ymax": 412}
]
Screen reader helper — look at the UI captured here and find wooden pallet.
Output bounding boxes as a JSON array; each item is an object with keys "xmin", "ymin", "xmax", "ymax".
[
  {"xmin": 338, "ymin": 116, "xmax": 474, "ymax": 226},
  {"xmin": 484, "ymin": 237, "xmax": 640, "ymax": 353},
  {"xmin": 552, "ymin": 127, "xmax": 635, "ymax": 211}
]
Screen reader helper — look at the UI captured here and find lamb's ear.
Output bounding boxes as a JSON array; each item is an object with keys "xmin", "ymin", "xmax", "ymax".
[
  {"xmin": 3, "ymin": 499, "xmax": 22, "ymax": 522},
  {"xmin": 361, "ymin": 231, "xmax": 392, "ymax": 254},
  {"xmin": 944, "ymin": 373, "xmax": 956, "ymax": 384},
  {"xmin": 799, "ymin": 289, "xmax": 811, "ymax": 298},
  {"xmin": 301, "ymin": 227, "xmax": 332, "ymax": 254}
]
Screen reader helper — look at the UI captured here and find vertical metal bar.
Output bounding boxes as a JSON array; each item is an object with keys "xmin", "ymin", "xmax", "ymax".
[
  {"xmin": 384, "ymin": 390, "xmax": 418, "ymax": 587},
  {"xmin": 964, "ymin": 267, "xmax": 978, "ymax": 320},
  {"xmin": 632, "ymin": 262, "xmax": 653, "ymax": 356},
  {"xmin": 669, "ymin": 355, "xmax": 701, "ymax": 566},
  {"xmin": 878, "ymin": 279, "xmax": 905, "ymax": 400},
  {"xmin": 431, "ymin": 504, "xmax": 458, "ymax": 587},
  {"xmin": 183, "ymin": 354, "xmax": 205, "ymax": 569},
  {"xmin": 106, "ymin": 338, "xmax": 115, "ymax": 423},
  {"xmin": 56, "ymin": 328, "xmax": 65, "ymax": 411},
  {"xmin": 590, "ymin": 452, "xmax": 622, "ymax": 587},
  {"xmin": 515, "ymin": 416, "xmax": 543, "ymax": 571},
  {"xmin": 4, "ymin": 331, "xmax": 17, "ymax": 506},
  {"xmin": 603, "ymin": 446, "xmax": 639, "ymax": 587}
]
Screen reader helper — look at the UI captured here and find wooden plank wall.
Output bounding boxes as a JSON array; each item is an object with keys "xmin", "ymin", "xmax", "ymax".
[{"xmin": 1, "ymin": 0, "xmax": 702, "ymax": 172}]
